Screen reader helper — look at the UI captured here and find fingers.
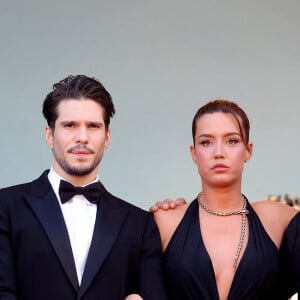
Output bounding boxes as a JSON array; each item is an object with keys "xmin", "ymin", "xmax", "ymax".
[
  {"xmin": 149, "ymin": 197, "xmax": 187, "ymax": 212},
  {"xmin": 175, "ymin": 197, "xmax": 187, "ymax": 206}
]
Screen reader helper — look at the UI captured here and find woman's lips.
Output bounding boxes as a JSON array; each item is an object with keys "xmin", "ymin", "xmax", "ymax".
[{"xmin": 211, "ymin": 164, "xmax": 228, "ymax": 171}]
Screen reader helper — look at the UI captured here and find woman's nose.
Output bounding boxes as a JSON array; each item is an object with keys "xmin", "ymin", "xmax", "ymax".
[{"xmin": 213, "ymin": 142, "xmax": 225, "ymax": 158}]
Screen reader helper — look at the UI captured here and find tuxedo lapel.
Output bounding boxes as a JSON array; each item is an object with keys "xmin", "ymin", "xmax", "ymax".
[
  {"xmin": 78, "ymin": 197, "xmax": 128, "ymax": 299},
  {"xmin": 25, "ymin": 173, "xmax": 79, "ymax": 291}
]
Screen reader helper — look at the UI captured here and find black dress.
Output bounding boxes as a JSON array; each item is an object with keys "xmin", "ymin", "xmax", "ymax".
[
  {"xmin": 280, "ymin": 211, "xmax": 300, "ymax": 298},
  {"xmin": 163, "ymin": 198, "xmax": 284, "ymax": 300}
]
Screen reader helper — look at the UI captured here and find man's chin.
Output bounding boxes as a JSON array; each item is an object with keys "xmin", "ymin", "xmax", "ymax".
[{"xmin": 64, "ymin": 165, "xmax": 96, "ymax": 177}]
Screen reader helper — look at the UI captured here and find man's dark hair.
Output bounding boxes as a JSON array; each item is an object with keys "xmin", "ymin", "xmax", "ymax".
[{"xmin": 42, "ymin": 75, "xmax": 115, "ymax": 129}]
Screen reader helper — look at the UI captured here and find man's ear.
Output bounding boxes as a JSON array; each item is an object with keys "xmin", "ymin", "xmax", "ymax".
[
  {"xmin": 104, "ymin": 128, "xmax": 111, "ymax": 149},
  {"xmin": 45, "ymin": 126, "xmax": 54, "ymax": 149}
]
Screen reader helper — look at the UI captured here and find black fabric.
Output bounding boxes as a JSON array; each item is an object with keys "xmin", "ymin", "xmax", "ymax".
[
  {"xmin": 59, "ymin": 180, "xmax": 101, "ymax": 204},
  {"xmin": 163, "ymin": 198, "xmax": 285, "ymax": 300},
  {"xmin": 280, "ymin": 212, "xmax": 300, "ymax": 298},
  {"xmin": 0, "ymin": 171, "xmax": 168, "ymax": 300}
]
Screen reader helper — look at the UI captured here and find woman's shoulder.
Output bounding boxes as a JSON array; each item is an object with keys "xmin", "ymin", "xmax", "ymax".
[
  {"xmin": 251, "ymin": 199, "xmax": 299, "ymax": 248},
  {"xmin": 154, "ymin": 202, "xmax": 190, "ymax": 220},
  {"xmin": 251, "ymin": 199, "xmax": 298, "ymax": 222},
  {"xmin": 153, "ymin": 203, "xmax": 191, "ymax": 251}
]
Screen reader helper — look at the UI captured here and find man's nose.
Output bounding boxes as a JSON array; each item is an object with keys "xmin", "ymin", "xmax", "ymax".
[{"xmin": 75, "ymin": 127, "xmax": 88, "ymax": 143}]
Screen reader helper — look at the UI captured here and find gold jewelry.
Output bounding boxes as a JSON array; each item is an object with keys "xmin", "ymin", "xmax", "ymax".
[{"xmin": 197, "ymin": 193, "xmax": 249, "ymax": 270}]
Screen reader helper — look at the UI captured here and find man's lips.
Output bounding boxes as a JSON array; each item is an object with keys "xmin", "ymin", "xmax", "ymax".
[
  {"xmin": 68, "ymin": 145, "xmax": 94, "ymax": 155},
  {"xmin": 71, "ymin": 149, "xmax": 91, "ymax": 154}
]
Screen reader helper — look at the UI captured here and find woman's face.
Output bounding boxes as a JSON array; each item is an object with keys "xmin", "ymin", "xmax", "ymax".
[{"xmin": 190, "ymin": 112, "xmax": 252, "ymax": 189}]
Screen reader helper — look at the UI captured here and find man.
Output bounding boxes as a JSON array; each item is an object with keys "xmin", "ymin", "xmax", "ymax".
[{"xmin": 0, "ymin": 75, "xmax": 167, "ymax": 300}]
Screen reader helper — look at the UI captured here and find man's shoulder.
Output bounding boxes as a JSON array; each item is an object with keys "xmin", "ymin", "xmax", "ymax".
[
  {"xmin": 0, "ymin": 182, "xmax": 32, "ymax": 210},
  {"xmin": 0, "ymin": 181, "xmax": 31, "ymax": 195},
  {"xmin": 0, "ymin": 170, "xmax": 49, "ymax": 199}
]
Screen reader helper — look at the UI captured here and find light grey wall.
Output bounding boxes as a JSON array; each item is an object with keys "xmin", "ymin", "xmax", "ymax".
[{"xmin": 1, "ymin": 0, "xmax": 299, "ymax": 209}]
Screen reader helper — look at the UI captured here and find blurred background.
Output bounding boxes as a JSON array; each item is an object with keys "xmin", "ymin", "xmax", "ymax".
[{"xmin": 0, "ymin": 0, "xmax": 299, "ymax": 209}]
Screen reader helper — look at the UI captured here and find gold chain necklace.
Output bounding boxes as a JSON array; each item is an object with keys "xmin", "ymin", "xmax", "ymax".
[{"xmin": 197, "ymin": 193, "xmax": 249, "ymax": 270}]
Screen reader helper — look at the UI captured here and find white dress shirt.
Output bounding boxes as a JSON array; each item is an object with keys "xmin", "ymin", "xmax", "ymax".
[{"xmin": 48, "ymin": 168, "xmax": 97, "ymax": 285}]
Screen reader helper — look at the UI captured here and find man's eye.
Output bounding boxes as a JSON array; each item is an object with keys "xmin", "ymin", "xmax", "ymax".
[
  {"xmin": 89, "ymin": 123, "xmax": 100, "ymax": 128},
  {"xmin": 64, "ymin": 123, "xmax": 74, "ymax": 128}
]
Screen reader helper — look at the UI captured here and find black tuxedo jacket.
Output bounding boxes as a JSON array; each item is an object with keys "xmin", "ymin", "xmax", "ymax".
[{"xmin": 0, "ymin": 171, "xmax": 167, "ymax": 300}]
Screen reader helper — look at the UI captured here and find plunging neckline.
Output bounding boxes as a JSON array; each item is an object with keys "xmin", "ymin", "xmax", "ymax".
[
  {"xmin": 196, "ymin": 200, "xmax": 251, "ymax": 299},
  {"xmin": 162, "ymin": 198, "xmax": 282, "ymax": 300}
]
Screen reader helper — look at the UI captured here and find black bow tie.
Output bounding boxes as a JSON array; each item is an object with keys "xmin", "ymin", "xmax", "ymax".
[{"xmin": 59, "ymin": 180, "xmax": 101, "ymax": 204}]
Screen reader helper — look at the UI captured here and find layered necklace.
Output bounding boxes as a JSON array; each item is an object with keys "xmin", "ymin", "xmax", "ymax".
[{"xmin": 197, "ymin": 193, "xmax": 249, "ymax": 270}]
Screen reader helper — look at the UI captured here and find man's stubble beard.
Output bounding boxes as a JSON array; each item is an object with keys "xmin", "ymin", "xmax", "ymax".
[{"xmin": 54, "ymin": 151, "xmax": 103, "ymax": 177}]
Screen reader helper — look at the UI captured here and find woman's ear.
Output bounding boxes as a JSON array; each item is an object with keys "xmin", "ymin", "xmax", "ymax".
[
  {"xmin": 190, "ymin": 144, "xmax": 197, "ymax": 164},
  {"xmin": 245, "ymin": 142, "xmax": 253, "ymax": 162}
]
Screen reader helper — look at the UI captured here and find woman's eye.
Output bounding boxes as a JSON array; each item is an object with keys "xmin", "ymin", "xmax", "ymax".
[
  {"xmin": 227, "ymin": 139, "xmax": 238, "ymax": 145},
  {"xmin": 200, "ymin": 140, "xmax": 211, "ymax": 146}
]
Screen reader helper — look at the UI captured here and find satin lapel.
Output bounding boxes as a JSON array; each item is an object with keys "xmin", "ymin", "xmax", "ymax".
[
  {"xmin": 25, "ymin": 188, "xmax": 79, "ymax": 291},
  {"xmin": 78, "ymin": 199, "xmax": 128, "ymax": 299}
]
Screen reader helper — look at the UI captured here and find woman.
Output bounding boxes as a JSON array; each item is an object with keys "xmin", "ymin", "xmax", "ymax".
[{"xmin": 153, "ymin": 100, "xmax": 298, "ymax": 299}]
